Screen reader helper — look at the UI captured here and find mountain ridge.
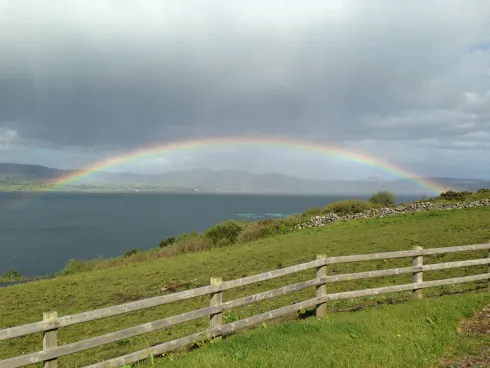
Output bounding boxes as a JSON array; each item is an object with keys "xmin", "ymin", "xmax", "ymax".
[{"xmin": 1, "ymin": 162, "xmax": 489, "ymax": 195}]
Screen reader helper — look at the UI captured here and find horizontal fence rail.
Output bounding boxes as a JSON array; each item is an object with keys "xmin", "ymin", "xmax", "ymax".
[{"xmin": 0, "ymin": 242, "xmax": 489, "ymax": 368}]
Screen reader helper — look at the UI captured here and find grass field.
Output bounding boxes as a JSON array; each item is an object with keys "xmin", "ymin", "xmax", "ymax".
[
  {"xmin": 1, "ymin": 206, "xmax": 490, "ymax": 367},
  {"xmin": 143, "ymin": 293, "xmax": 489, "ymax": 368}
]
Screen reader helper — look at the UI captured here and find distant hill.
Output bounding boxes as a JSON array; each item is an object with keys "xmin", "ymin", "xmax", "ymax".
[
  {"xmin": 0, "ymin": 163, "xmax": 69, "ymax": 181},
  {"xmin": 424, "ymin": 177, "xmax": 490, "ymax": 192},
  {"xmin": 1, "ymin": 163, "xmax": 489, "ymax": 195}
]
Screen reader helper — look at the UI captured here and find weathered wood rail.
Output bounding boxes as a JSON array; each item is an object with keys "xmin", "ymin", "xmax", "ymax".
[{"xmin": 1, "ymin": 243, "xmax": 489, "ymax": 368}]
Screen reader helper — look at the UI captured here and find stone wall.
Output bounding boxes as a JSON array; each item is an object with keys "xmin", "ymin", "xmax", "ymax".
[{"xmin": 296, "ymin": 198, "xmax": 490, "ymax": 230}]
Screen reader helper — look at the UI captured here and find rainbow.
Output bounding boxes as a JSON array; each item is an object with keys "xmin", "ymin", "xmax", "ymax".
[{"xmin": 49, "ymin": 136, "xmax": 446, "ymax": 193}]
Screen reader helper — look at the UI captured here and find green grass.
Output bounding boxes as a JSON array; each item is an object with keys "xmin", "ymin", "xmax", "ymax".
[
  {"xmin": 145, "ymin": 292, "xmax": 489, "ymax": 368},
  {"xmin": 1, "ymin": 207, "xmax": 490, "ymax": 366},
  {"xmin": 0, "ymin": 269, "xmax": 25, "ymax": 284}
]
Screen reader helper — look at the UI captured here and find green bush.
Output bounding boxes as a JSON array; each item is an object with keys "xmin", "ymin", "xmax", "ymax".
[
  {"xmin": 204, "ymin": 220, "xmax": 244, "ymax": 245},
  {"xmin": 236, "ymin": 223, "xmax": 266, "ymax": 243},
  {"xmin": 368, "ymin": 191, "xmax": 396, "ymax": 206},
  {"xmin": 476, "ymin": 188, "xmax": 490, "ymax": 194},
  {"xmin": 303, "ymin": 207, "xmax": 323, "ymax": 217},
  {"xmin": 159, "ymin": 236, "xmax": 176, "ymax": 248},
  {"xmin": 323, "ymin": 200, "xmax": 380, "ymax": 216},
  {"xmin": 236, "ymin": 218, "xmax": 291, "ymax": 243},
  {"xmin": 125, "ymin": 252, "xmax": 150, "ymax": 263},
  {"xmin": 161, "ymin": 235, "xmax": 213, "ymax": 257},
  {"xmin": 215, "ymin": 238, "xmax": 232, "ymax": 248},
  {"xmin": 257, "ymin": 219, "xmax": 276, "ymax": 226},
  {"xmin": 123, "ymin": 248, "xmax": 143, "ymax": 258},
  {"xmin": 56, "ymin": 257, "xmax": 104, "ymax": 276},
  {"xmin": 282, "ymin": 215, "xmax": 306, "ymax": 228},
  {"xmin": 176, "ymin": 232, "xmax": 199, "ymax": 242},
  {"xmin": 0, "ymin": 269, "xmax": 24, "ymax": 282},
  {"xmin": 438, "ymin": 190, "xmax": 472, "ymax": 201}
]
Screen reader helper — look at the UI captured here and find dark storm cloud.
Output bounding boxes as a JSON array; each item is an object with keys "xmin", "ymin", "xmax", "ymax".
[{"xmin": 0, "ymin": 0, "xmax": 489, "ymax": 166}]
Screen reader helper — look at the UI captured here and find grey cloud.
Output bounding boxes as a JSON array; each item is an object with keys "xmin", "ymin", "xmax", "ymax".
[
  {"xmin": 0, "ymin": 0, "xmax": 489, "ymax": 179},
  {"xmin": 0, "ymin": 127, "xmax": 20, "ymax": 150}
]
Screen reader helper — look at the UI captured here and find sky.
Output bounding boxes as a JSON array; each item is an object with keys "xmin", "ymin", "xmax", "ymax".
[{"xmin": 0, "ymin": 0, "xmax": 489, "ymax": 181}]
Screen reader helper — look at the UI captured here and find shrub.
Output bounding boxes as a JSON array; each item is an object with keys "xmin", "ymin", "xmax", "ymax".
[
  {"xmin": 215, "ymin": 238, "xmax": 232, "ymax": 248},
  {"xmin": 368, "ymin": 191, "xmax": 396, "ymax": 206},
  {"xmin": 1, "ymin": 269, "xmax": 24, "ymax": 282},
  {"xmin": 127, "ymin": 252, "xmax": 150, "ymax": 263},
  {"xmin": 438, "ymin": 190, "xmax": 472, "ymax": 201},
  {"xmin": 237, "ymin": 223, "xmax": 266, "ymax": 243},
  {"xmin": 303, "ymin": 207, "xmax": 323, "ymax": 217},
  {"xmin": 176, "ymin": 232, "xmax": 199, "ymax": 242},
  {"xmin": 204, "ymin": 220, "xmax": 244, "ymax": 245},
  {"xmin": 236, "ymin": 217, "xmax": 297, "ymax": 243},
  {"xmin": 477, "ymin": 188, "xmax": 490, "ymax": 194},
  {"xmin": 123, "ymin": 248, "xmax": 143, "ymax": 258},
  {"xmin": 160, "ymin": 235, "xmax": 213, "ymax": 257},
  {"xmin": 257, "ymin": 219, "xmax": 276, "ymax": 226},
  {"xmin": 56, "ymin": 257, "xmax": 104, "ymax": 276},
  {"xmin": 159, "ymin": 236, "xmax": 176, "ymax": 248},
  {"xmin": 281, "ymin": 215, "xmax": 306, "ymax": 227},
  {"xmin": 323, "ymin": 199, "xmax": 380, "ymax": 216}
]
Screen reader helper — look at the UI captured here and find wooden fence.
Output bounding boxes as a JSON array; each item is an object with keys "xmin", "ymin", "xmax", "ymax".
[{"xmin": 1, "ymin": 243, "xmax": 489, "ymax": 368}]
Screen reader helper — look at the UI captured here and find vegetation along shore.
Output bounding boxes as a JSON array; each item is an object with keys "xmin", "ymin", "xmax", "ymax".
[{"xmin": 2, "ymin": 188, "xmax": 489, "ymax": 285}]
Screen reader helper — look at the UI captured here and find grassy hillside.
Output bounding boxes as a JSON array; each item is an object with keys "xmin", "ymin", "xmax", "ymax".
[
  {"xmin": 1, "ymin": 205, "xmax": 489, "ymax": 366},
  {"xmin": 9, "ymin": 188, "xmax": 486, "ymax": 280},
  {"xmin": 146, "ymin": 293, "xmax": 489, "ymax": 368}
]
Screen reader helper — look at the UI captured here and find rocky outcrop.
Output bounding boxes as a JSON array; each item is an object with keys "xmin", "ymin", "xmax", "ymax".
[{"xmin": 295, "ymin": 198, "xmax": 490, "ymax": 229}]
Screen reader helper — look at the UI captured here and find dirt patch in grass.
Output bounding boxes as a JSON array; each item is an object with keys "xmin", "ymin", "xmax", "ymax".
[{"xmin": 439, "ymin": 304, "xmax": 490, "ymax": 368}]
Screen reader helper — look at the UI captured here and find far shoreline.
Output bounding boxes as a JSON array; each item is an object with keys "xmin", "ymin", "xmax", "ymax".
[{"xmin": 0, "ymin": 189, "xmax": 432, "ymax": 197}]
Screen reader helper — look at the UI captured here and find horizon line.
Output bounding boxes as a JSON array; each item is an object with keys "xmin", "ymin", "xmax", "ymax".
[{"xmin": 1, "ymin": 161, "xmax": 488, "ymax": 183}]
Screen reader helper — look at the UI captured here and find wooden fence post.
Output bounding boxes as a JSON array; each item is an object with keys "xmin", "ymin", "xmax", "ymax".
[
  {"xmin": 210, "ymin": 277, "xmax": 223, "ymax": 340},
  {"xmin": 43, "ymin": 311, "xmax": 58, "ymax": 368},
  {"xmin": 316, "ymin": 254, "xmax": 328, "ymax": 317},
  {"xmin": 412, "ymin": 246, "xmax": 423, "ymax": 299},
  {"xmin": 487, "ymin": 243, "xmax": 490, "ymax": 292}
]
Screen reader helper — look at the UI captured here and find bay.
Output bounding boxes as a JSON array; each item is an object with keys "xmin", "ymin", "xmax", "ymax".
[{"xmin": 0, "ymin": 192, "xmax": 419, "ymax": 276}]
